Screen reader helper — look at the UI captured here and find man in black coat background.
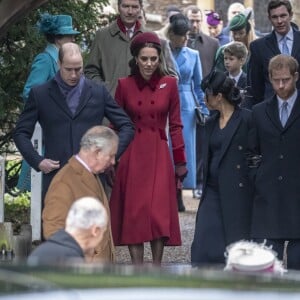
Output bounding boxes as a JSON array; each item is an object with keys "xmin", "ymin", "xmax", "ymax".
[{"xmin": 246, "ymin": 0, "xmax": 300, "ymax": 108}]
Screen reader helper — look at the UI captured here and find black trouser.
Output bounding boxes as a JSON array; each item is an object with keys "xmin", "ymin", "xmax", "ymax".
[{"xmin": 254, "ymin": 238, "xmax": 300, "ymax": 270}]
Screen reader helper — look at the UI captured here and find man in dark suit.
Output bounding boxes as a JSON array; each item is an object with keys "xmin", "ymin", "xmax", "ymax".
[
  {"xmin": 185, "ymin": 5, "xmax": 219, "ymax": 78},
  {"xmin": 184, "ymin": 5, "xmax": 218, "ymax": 199},
  {"xmin": 249, "ymin": 54, "xmax": 300, "ymax": 270},
  {"xmin": 13, "ymin": 42, "xmax": 134, "ymax": 199},
  {"xmin": 247, "ymin": 0, "xmax": 300, "ymax": 108}
]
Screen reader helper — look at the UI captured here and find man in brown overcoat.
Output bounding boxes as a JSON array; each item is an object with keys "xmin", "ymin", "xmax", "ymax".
[{"xmin": 42, "ymin": 126, "xmax": 119, "ymax": 262}]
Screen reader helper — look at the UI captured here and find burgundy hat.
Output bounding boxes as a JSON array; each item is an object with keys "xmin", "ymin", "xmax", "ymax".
[
  {"xmin": 130, "ymin": 32, "xmax": 161, "ymax": 56},
  {"xmin": 206, "ymin": 11, "xmax": 221, "ymax": 26}
]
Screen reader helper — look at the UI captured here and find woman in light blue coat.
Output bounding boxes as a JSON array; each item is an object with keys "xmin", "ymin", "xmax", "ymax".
[
  {"xmin": 18, "ymin": 13, "xmax": 79, "ymax": 191},
  {"xmin": 168, "ymin": 13, "xmax": 209, "ymax": 210}
]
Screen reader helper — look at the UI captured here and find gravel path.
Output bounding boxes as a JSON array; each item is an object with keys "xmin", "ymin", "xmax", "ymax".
[{"xmin": 115, "ymin": 190, "xmax": 199, "ymax": 264}]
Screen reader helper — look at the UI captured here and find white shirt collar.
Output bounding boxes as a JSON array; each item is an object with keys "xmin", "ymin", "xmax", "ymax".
[
  {"xmin": 275, "ymin": 27, "xmax": 293, "ymax": 43},
  {"xmin": 229, "ymin": 70, "xmax": 243, "ymax": 85},
  {"xmin": 75, "ymin": 154, "xmax": 91, "ymax": 172}
]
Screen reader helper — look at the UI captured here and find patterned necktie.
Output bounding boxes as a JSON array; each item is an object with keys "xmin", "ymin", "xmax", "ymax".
[
  {"xmin": 280, "ymin": 101, "xmax": 288, "ymax": 126},
  {"xmin": 281, "ymin": 36, "xmax": 289, "ymax": 55},
  {"xmin": 126, "ymin": 29, "xmax": 133, "ymax": 38}
]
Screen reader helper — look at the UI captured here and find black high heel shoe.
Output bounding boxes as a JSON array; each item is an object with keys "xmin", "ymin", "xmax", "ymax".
[{"xmin": 177, "ymin": 189, "xmax": 185, "ymax": 212}]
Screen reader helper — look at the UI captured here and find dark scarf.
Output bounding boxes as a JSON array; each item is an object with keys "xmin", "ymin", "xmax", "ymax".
[
  {"xmin": 133, "ymin": 70, "xmax": 162, "ymax": 91},
  {"xmin": 54, "ymin": 72, "xmax": 85, "ymax": 115},
  {"xmin": 117, "ymin": 16, "xmax": 141, "ymax": 35}
]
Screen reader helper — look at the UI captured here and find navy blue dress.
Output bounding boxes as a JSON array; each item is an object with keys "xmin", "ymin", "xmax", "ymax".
[{"xmin": 191, "ymin": 121, "xmax": 230, "ymax": 265}]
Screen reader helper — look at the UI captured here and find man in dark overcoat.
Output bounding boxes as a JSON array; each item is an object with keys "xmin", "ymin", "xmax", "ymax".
[
  {"xmin": 13, "ymin": 42, "xmax": 134, "ymax": 199},
  {"xmin": 246, "ymin": 0, "xmax": 300, "ymax": 108},
  {"xmin": 249, "ymin": 54, "xmax": 300, "ymax": 270}
]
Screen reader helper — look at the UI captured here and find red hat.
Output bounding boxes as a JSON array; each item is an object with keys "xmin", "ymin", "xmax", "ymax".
[{"xmin": 130, "ymin": 32, "xmax": 161, "ymax": 56}]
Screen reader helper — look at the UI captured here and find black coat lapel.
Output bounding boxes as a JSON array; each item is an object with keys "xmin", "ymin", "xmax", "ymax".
[
  {"xmin": 202, "ymin": 113, "xmax": 218, "ymax": 186},
  {"xmin": 73, "ymin": 81, "xmax": 92, "ymax": 118},
  {"xmin": 265, "ymin": 32, "xmax": 281, "ymax": 54},
  {"xmin": 265, "ymin": 96, "xmax": 282, "ymax": 130},
  {"xmin": 284, "ymin": 95, "xmax": 300, "ymax": 129},
  {"xmin": 48, "ymin": 81, "xmax": 73, "ymax": 117},
  {"xmin": 291, "ymin": 30, "xmax": 300, "ymax": 56},
  {"xmin": 218, "ymin": 109, "xmax": 241, "ymax": 165}
]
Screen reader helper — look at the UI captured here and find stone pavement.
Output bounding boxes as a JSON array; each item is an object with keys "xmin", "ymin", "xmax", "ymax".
[{"xmin": 115, "ymin": 190, "xmax": 199, "ymax": 264}]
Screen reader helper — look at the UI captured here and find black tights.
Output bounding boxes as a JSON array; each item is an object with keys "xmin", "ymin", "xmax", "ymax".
[{"xmin": 128, "ymin": 238, "xmax": 165, "ymax": 265}]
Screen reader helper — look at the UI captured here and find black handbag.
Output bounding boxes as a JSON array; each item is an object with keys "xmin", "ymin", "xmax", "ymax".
[{"xmin": 191, "ymin": 82, "xmax": 207, "ymax": 125}]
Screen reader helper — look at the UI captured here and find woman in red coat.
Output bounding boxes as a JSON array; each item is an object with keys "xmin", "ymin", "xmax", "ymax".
[{"xmin": 110, "ymin": 32, "xmax": 187, "ymax": 265}]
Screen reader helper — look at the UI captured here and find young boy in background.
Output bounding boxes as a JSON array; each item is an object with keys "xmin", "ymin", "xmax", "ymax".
[{"xmin": 223, "ymin": 41, "xmax": 248, "ymax": 90}]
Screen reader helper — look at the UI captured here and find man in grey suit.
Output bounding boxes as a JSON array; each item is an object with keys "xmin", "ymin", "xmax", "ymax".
[
  {"xmin": 247, "ymin": 0, "xmax": 300, "ymax": 108},
  {"xmin": 184, "ymin": 5, "xmax": 218, "ymax": 199}
]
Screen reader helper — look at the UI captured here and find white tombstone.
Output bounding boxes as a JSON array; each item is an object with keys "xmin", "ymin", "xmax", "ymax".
[{"xmin": 30, "ymin": 123, "xmax": 42, "ymax": 241}]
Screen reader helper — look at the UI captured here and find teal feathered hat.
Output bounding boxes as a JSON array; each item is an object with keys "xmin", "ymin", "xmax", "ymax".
[{"xmin": 36, "ymin": 13, "xmax": 80, "ymax": 35}]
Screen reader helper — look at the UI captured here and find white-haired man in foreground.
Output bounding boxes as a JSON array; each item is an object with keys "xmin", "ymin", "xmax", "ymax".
[{"xmin": 28, "ymin": 196, "xmax": 108, "ymax": 265}]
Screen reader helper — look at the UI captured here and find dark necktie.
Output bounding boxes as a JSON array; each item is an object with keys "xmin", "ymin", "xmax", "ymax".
[{"xmin": 280, "ymin": 102, "xmax": 288, "ymax": 126}]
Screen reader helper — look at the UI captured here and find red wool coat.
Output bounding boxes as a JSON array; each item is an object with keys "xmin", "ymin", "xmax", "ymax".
[{"xmin": 110, "ymin": 74, "xmax": 186, "ymax": 246}]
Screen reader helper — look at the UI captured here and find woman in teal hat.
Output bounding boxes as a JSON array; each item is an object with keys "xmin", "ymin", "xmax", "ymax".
[
  {"xmin": 17, "ymin": 13, "xmax": 80, "ymax": 192},
  {"xmin": 214, "ymin": 11, "xmax": 256, "ymax": 73}
]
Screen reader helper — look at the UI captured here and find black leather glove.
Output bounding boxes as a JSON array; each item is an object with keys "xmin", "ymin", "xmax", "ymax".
[
  {"xmin": 105, "ymin": 165, "xmax": 116, "ymax": 187},
  {"xmin": 175, "ymin": 163, "xmax": 188, "ymax": 182}
]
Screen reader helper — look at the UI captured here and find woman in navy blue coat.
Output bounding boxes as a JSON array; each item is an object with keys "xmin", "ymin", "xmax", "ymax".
[{"xmin": 191, "ymin": 71, "xmax": 253, "ymax": 266}]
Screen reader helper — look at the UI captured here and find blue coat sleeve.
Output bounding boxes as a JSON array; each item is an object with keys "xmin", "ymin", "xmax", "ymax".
[
  {"xmin": 23, "ymin": 52, "xmax": 58, "ymax": 101},
  {"xmin": 192, "ymin": 51, "xmax": 209, "ymax": 115}
]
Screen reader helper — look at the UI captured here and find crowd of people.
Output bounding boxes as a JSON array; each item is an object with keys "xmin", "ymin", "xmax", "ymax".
[{"xmin": 12, "ymin": 0, "xmax": 300, "ymax": 270}]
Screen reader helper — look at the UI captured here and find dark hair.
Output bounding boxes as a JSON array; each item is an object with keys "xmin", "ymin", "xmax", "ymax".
[
  {"xmin": 267, "ymin": 0, "xmax": 292, "ymax": 15},
  {"xmin": 118, "ymin": 0, "xmax": 143, "ymax": 6},
  {"xmin": 168, "ymin": 13, "xmax": 191, "ymax": 36},
  {"xmin": 184, "ymin": 5, "xmax": 202, "ymax": 18},
  {"xmin": 128, "ymin": 44, "xmax": 166, "ymax": 76},
  {"xmin": 201, "ymin": 70, "xmax": 242, "ymax": 106}
]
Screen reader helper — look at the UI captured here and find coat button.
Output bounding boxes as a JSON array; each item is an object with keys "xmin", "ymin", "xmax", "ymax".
[
  {"xmin": 239, "ymin": 183, "xmax": 244, "ymax": 187},
  {"xmin": 138, "ymin": 128, "xmax": 141, "ymax": 133},
  {"xmin": 151, "ymin": 100, "xmax": 155, "ymax": 104},
  {"xmin": 236, "ymin": 164, "xmax": 241, "ymax": 169},
  {"xmin": 278, "ymin": 176, "xmax": 283, "ymax": 181},
  {"xmin": 138, "ymin": 101, "xmax": 142, "ymax": 105},
  {"xmin": 151, "ymin": 114, "xmax": 154, "ymax": 119},
  {"xmin": 279, "ymin": 154, "xmax": 284, "ymax": 159},
  {"xmin": 138, "ymin": 115, "xmax": 141, "ymax": 120},
  {"xmin": 238, "ymin": 145, "xmax": 243, "ymax": 150}
]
